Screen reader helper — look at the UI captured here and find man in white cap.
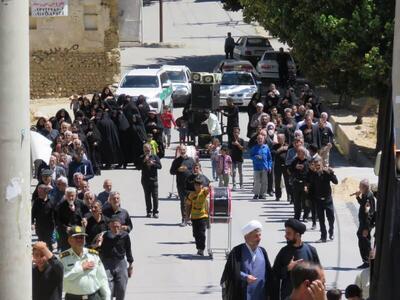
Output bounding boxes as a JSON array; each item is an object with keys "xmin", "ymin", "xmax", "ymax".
[
  {"xmin": 250, "ymin": 103, "xmax": 268, "ymax": 130},
  {"xmin": 220, "ymin": 220, "xmax": 273, "ymax": 299}
]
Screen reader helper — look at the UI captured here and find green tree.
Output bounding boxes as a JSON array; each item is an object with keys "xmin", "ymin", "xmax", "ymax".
[{"xmin": 223, "ymin": 0, "xmax": 395, "ymax": 150}]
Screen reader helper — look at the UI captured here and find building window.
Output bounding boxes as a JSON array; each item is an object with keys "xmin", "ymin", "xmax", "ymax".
[{"xmin": 84, "ymin": 5, "xmax": 98, "ymax": 31}]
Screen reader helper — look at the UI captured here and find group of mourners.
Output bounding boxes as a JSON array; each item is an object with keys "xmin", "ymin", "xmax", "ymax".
[{"xmin": 31, "ymin": 81, "xmax": 376, "ymax": 300}]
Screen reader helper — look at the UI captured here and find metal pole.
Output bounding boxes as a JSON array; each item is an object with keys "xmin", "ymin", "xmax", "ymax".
[
  {"xmin": 0, "ymin": 1, "xmax": 31, "ymax": 300},
  {"xmin": 159, "ymin": 0, "xmax": 163, "ymax": 43}
]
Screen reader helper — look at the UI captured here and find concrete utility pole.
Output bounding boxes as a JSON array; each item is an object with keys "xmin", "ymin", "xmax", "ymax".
[
  {"xmin": 159, "ymin": 0, "xmax": 163, "ymax": 43},
  {"xmin": 0, "ymin": 1, "xmax": 31, "ymax": 300},
  {"xmin": 393, "ymin": 0, "xmax": 400, "ymax": 151}
]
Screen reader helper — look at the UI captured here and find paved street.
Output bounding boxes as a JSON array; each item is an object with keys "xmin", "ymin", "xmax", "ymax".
[
  {"xmin": 30, "ymin": 1, "xmax": 378, "ymax": 299},
  {"xmin": 86, "ymin": 106, "xmax": 377, "ymax": 299},
  {"xmin": 115, "ymin": 1, "xmax": 379, "ymax": 298}
]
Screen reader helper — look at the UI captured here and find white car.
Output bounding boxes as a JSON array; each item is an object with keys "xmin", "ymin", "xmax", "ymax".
[
  {"xmin": 219, "ymin": 71, "xmax": 259, "ymax": 107},
  {"xmin": 233, "ymin": 36, "xmax": 274, "ymax": 65},
  {"xmin": 161, "ymin": 65, "xmax": 191, "ymax": 106},
  {"xmin": 256, "ymin": 50, "xmax": 296, "ymax": 79},
  {"xmin": 115, "ymin": 68, "xmax": 173, "ymax": 113}
]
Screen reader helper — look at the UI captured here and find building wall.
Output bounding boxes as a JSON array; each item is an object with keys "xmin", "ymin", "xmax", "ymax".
[{"xmin": 30, "ymin": 0, "xmax": 120, "ymax": 98}]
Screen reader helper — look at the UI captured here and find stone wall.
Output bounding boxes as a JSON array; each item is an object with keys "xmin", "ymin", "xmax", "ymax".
[{"xmin": 30, "ymin": 0, "xmax": 120, "ymax": 98}]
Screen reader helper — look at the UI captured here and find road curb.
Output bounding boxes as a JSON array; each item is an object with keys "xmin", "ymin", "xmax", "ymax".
[{"xmin": 330, "ymin": 116, "xmax": 374, "ymax": 168}]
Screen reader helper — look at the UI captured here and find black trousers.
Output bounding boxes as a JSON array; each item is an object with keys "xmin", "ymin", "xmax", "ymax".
[
  {"xmin": 357, "ymin": 227, "xmax": 371, "ymax": 263},
  {"xmin": 177, "ymin": 184, "xmax": 187, "ymax": 220},
  {"xmin": 225, "ymin": 47, "xmax": 234, "ymax": 59},
  {"xmin": 141, "ymin": 179, "xmax": 159, "ymax": 214},
  {"xmin": 292, "ymin": 181, "xmax": 307, "ymax": 220},
  {"xmin": 309, "ymin": 197, "xmax": 317, "ymax": 225},
  {"xmin": 274, "ymin": 164, "xmax": 290, "ymax": 200},
  {"xmin": 316, "ymin": 198, "xmax": 335, "ymax": 239},
  {"xmin": 192, "ymin": 218, "xmax": 208, "ymax": 250},
  {"xmin": 267, "ymin": 168, "xmax": 274, "ymax": 194}
]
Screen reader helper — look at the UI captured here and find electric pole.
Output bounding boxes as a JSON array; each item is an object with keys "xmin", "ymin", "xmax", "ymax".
[
  {"xmin": 0, "ymin": 1, "xmax": 31, "ymax": 299},
  {"xmin": 159, "ymin": 0, "xmax": 163, "ymax": 43}
]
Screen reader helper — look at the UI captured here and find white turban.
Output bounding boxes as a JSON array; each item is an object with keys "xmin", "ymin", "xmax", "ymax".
[{"xmin": 242, "ymin": 220, "xmax": 263, "ymax": 236}]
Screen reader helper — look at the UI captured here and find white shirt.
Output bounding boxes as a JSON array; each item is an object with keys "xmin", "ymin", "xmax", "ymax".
[
  {"xmin": 203, "ymin": 113, "xmax": 222, "ymax": 136},
  {"xmin": 355, "ymin": 268, "xmax": 370, "ymax": 299}
]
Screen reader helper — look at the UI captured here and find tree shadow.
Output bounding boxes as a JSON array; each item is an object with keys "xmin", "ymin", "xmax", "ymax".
[
  {"xmin": 145, "ymin": 223, "xmax": 181, "ymax": 227},
  {"xmin": 158, "ymin": 241, "xmax": 195, "ymax": 245},
  {"xmin": 126, "ymin": 54, "xmax": 225, "ymax": 73},
  {"xmin": 161, "ymin": 253, "xmax": 212, "ymax": 260}
]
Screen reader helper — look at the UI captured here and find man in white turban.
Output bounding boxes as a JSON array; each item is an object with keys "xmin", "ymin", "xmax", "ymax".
[{"xmin": 221, "ymin": 220, "xmax": 274, "ymax": 300}]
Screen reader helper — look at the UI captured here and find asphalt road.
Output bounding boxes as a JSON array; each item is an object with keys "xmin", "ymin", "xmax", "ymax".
[
  {"xmin": 37, "ymin": 1, "xmax": 378, "ymax": 299},
  {"xmin": 87, "ymin": 108, "xmax": 377, "ymax": 299}
]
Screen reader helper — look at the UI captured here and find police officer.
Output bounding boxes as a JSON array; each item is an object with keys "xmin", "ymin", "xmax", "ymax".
[
  {"xmin": 60, "ymin": 226, "xmax": 111, "ymax": 300},
  {"xmin": 95, "ymin": 216, "xmax": 134, "ymax": 300}
]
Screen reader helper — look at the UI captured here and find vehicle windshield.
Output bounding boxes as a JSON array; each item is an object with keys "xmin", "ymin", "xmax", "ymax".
[
  {"xmin": 166, "ymin": 71, "xmax": 186, "ymax": 83},
  {"xmin": 221, "ymin": 73, "xmax": 254, "ymax": 86},
  {"xmin": 262, "ymin": 52, "xmax": 292, "ymax": 62},
  {"xmin": 121, "ymin": 75, "xmax": 159, "ymax": 88},
  {"xmin": 246, "ymin": 38, "xmax": 271, "ymax": 47},
  {"xmin": 262, "ymin": 52, "xmax": 278, "ymax": 60}
]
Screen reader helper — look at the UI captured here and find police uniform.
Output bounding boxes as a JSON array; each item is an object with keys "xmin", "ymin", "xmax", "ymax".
[{"xmin": 60, "ymin": 226, "xmax": 111, "ymax": 300}]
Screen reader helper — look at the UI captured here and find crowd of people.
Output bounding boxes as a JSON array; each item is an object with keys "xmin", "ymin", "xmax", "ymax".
[{"xmin": 31, "ymin": 80, "xmax": 376, "ymax": 300}]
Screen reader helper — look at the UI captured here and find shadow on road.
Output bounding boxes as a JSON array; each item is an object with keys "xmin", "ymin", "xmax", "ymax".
[
  {"xmin": 161, "ymin": 253, "xmax": 212, "ymax": 260},
  {"xmin": 145, "ymin": 223, "xmax": 181, "ymax": 227},
  {"xmin": 127, "ymin": 54, "xmax": 225, "ymax": 72},
  {"xmin": 158, "ymin": 241, "xmax": 195, "ymax": 245}
]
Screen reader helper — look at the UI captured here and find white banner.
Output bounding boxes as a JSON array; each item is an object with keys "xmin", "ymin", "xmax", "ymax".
[{"xmin": 31, "ymin": 0, "xmax": 68, "ymax": 17}]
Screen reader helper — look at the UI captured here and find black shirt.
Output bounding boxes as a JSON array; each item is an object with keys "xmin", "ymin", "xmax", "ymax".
[
  {"xmin": 357, "ymin": 191, "xmax": 376, "ymax": 228},
  {"xmin": 290, "ymin": 158, "xmax": 309, "ymax": 182},
  {"xmin": 318, "ymin": 126, "xmax": 334, "ymax": 146},
  {"xmin": 100, "ymin": 231, "xmax": 134, "ymax": 263},
  {"xmin": 32, "ymin": 256, "xmax": 63, "ymax": 300},
  {"xmin": 228, "ymin": 138, "xmax": 245, "ymax": 162},
  {"xmin": 32, "ymin": 198, "xmax": 56, "ymax": 232},
  {"xmin": 102, "ymin": 205, "xmax": 133, "ymax": 233},
  {"xmin": 97, "ymin": 191, "xmax": 110, "ymax": 205},
  {"xmin": 272, "ymin": 144, "xmax": 289, "ymax": 168},
  {"xmin": 170, "ymin": 156, "xmax": 195, "ymax": 187},
  {"xmin": 140, "ymin": 154, "xmax": 162, "ymax": 180},
  {"xmin": 308, "ymin": 170, "xmax": 338, "ymax": 200},
  {"xmin": 273, "ymin": 243, "xmax": 320, "ymax": 300},
  {"xmin": 223, "ymin": 106, "xmax": 239, "ymax": 128},
  {"xmin": 55, "ymin": 199, "xmax": 84, "ymax": 232},
  {"xmin": 85, "ymin": 214, "xmax": 109, "ymax": 246}
]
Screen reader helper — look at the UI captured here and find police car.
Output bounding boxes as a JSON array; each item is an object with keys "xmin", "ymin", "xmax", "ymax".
[{"xmin": 115, "ymin": 68, "xmax": 173, "ymax": 113}]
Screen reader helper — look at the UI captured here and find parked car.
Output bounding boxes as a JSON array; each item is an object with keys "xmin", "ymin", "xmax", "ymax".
[
  {"xmin": 213, "ymin": 59, "xmax": 256, "ymax": 75},
  {"xmin": 233, "ymin": 36, "xmax": 273, "ymax": 65},
  {"xmin": 256, "ymin": 50, "xmax": 296, "ymax": 80},
  {"xmin": 219, "ymin": 71, "xmax": 259, "ymax": 107},
  {"xmin": 160, "ymin": 65, "xmax": 192, "ymax": 106},
  {"xmin": 114, "ymin": 68, "xmax": 173, "ymax": 113}
]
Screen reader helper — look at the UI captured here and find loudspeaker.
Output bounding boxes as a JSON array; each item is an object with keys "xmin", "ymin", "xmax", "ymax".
[{"xmin": 191, "ymin": 83, "xmax": 220, "ymax": 111}]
